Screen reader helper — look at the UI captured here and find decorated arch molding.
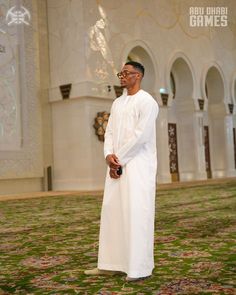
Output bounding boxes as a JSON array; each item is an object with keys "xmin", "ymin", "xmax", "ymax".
[
  {"xmin": 231, "ymin": 72, "xmax": 236, "ymax": 104},
  {"xmin": 119, "ymin": 39, "xmax": 161, "ymax": 102},
  {"xmin": 201, "ymin": 62, "xmax": 227, "ymax": 102},
  {"xmin": 166, "ymin": 51, "xmax": 197, "ymax": 99}
]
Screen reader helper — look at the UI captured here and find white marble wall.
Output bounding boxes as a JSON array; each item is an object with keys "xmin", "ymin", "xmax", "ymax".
[
  {"xmin": 1, "ymin": 0, "xmax": 236, "ymax": 194},
  {"xmin": 47, "ymin": 0, "xmax": 236, "ymax": 190},
  {"xmin": 0, "ymin": 0, "xmax": 44, "ymax": 194},
  {"xmin": 52, "ymin": 97, "xmax": 111, "ymax": 190},
  {"xmin": 0, "ymin": 2, "xmax": 22, "ymax": 151}
]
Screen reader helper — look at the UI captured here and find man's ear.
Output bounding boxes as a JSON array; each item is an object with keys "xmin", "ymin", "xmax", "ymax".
[{"xmin": 137, "ymin": 73, "xmax": 142, "ymax": 80}]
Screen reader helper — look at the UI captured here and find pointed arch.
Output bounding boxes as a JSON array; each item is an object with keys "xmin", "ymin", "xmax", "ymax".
[
  {"xmin": 120, "ymin": 40, "xmax": 160, "ymax": 97},
  {"xmin": 201, "ymin": 62, "xmax": 226, "ymax": 102},
  {"xmin": 166, "ymin": 51, "xmax": 196, "ymax": 99},
  {"xmin": 231, "ymin": 71, "xmax": 236, "ymax": 104}
]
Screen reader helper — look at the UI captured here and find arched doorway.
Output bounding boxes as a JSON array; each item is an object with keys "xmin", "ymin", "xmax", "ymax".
[
  {"xmin": 205, "ymin": 66, "xmax": 227, "ymax": 177},
  {"xmin": 168, "ymin": 57, "xmax": 195, "ymax": 181},
  {"xmin": 115, "ymin": 45, "xmax": 156, "ymax": 98},
  {"xmin": 126, "ymin": 46, "xmax": 156, "ymax": 94}
]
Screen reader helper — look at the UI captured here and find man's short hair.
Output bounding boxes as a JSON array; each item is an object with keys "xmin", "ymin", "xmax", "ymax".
[{"xmin": 125, "ymin": 61, "xmax": 145, "ymax": 76}]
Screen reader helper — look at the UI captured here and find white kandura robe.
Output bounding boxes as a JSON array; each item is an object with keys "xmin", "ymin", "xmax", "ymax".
[{"xmin": 98, "ymin": 89, "xmax": 159, "ymax": 278}]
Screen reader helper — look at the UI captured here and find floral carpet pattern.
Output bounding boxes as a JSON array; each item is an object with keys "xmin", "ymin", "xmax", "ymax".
[{"xmin": 0, "ymin": 182, "xmax": 235, "ymax": 294}]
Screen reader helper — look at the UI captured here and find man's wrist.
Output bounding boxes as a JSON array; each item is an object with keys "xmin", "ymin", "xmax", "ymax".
[
  {"xmin": 105, "ymin": 152, "xmax": 112, "ymax": 160},
  {"xmin": 106, "ymin": 154, "xmax": 111, "ymax": 161}
]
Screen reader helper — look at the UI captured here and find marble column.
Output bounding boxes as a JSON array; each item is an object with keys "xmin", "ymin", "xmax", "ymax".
[
  {"xmin": 156, "ymin": 96, "xmax": 171, "ymax": 183},
  {"xmin": 192, "ymin": 111, "xmax": 207, "ymax": 180},
  {"xmin": 224, "ymin": 114, "xmax": 236, "ymax": 177},
  {"xmin": 208, "ymin": 103, "xmax": 233, "ymax": 178}
]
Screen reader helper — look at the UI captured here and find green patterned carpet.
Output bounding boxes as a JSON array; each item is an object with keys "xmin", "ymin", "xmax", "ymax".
[{"xmin": 0, "ymin": 182, "xmax": 235, "ymax": 294}]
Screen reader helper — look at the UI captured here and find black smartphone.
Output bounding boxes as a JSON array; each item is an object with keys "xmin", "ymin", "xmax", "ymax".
[{"xmin": 117, "ymin": 166, "xmax": 122, "ymax": 175}]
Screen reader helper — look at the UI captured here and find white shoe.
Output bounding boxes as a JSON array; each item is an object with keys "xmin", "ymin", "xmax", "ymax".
[{"xmin": 84, "ymin": 268, "xmax": 120, "ymax": 275}]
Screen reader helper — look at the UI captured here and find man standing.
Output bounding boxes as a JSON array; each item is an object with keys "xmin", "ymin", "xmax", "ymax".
[{"xmin": 85, "ymin": 61, "xmax": 159, "ymax": 281}]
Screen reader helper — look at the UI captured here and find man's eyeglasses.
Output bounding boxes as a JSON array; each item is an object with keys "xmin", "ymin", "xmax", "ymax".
[{"xmin": 117, "ymin": 71, "xmax": 139, "ymax": 79}]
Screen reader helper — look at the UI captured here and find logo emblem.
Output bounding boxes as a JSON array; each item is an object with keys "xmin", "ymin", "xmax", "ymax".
[{"xmin": 6, "ymin": 6, "xmax": 31, "ymax": 26}]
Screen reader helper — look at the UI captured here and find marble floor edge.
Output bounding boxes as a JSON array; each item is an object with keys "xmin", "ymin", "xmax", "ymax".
[{"xmin": 0, "ymin": 177, "xmax": 236, "ymax": 201}]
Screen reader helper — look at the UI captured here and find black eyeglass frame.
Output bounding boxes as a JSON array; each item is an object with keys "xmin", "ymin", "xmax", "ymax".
[{"xmin": 117, "ymin": 71, "xmax": 139, "ymax": 79}]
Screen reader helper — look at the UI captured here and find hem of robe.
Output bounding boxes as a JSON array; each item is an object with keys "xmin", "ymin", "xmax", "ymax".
[{"xmin": 98, "ymin": 263, "xmax": 154, "ymax": 278}]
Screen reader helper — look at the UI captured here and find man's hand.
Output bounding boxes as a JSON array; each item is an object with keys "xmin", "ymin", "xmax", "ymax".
[
  {"xmin": 109, "ymin": 167, "xmax": 120, "ymax": 179},
  {"xmin": 106, "ymin": 154, "xmax": 120, "ymax": 169},
  {"xmin": 106, "ymin": 154, "xmax": 121, "ymax": 179}
]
